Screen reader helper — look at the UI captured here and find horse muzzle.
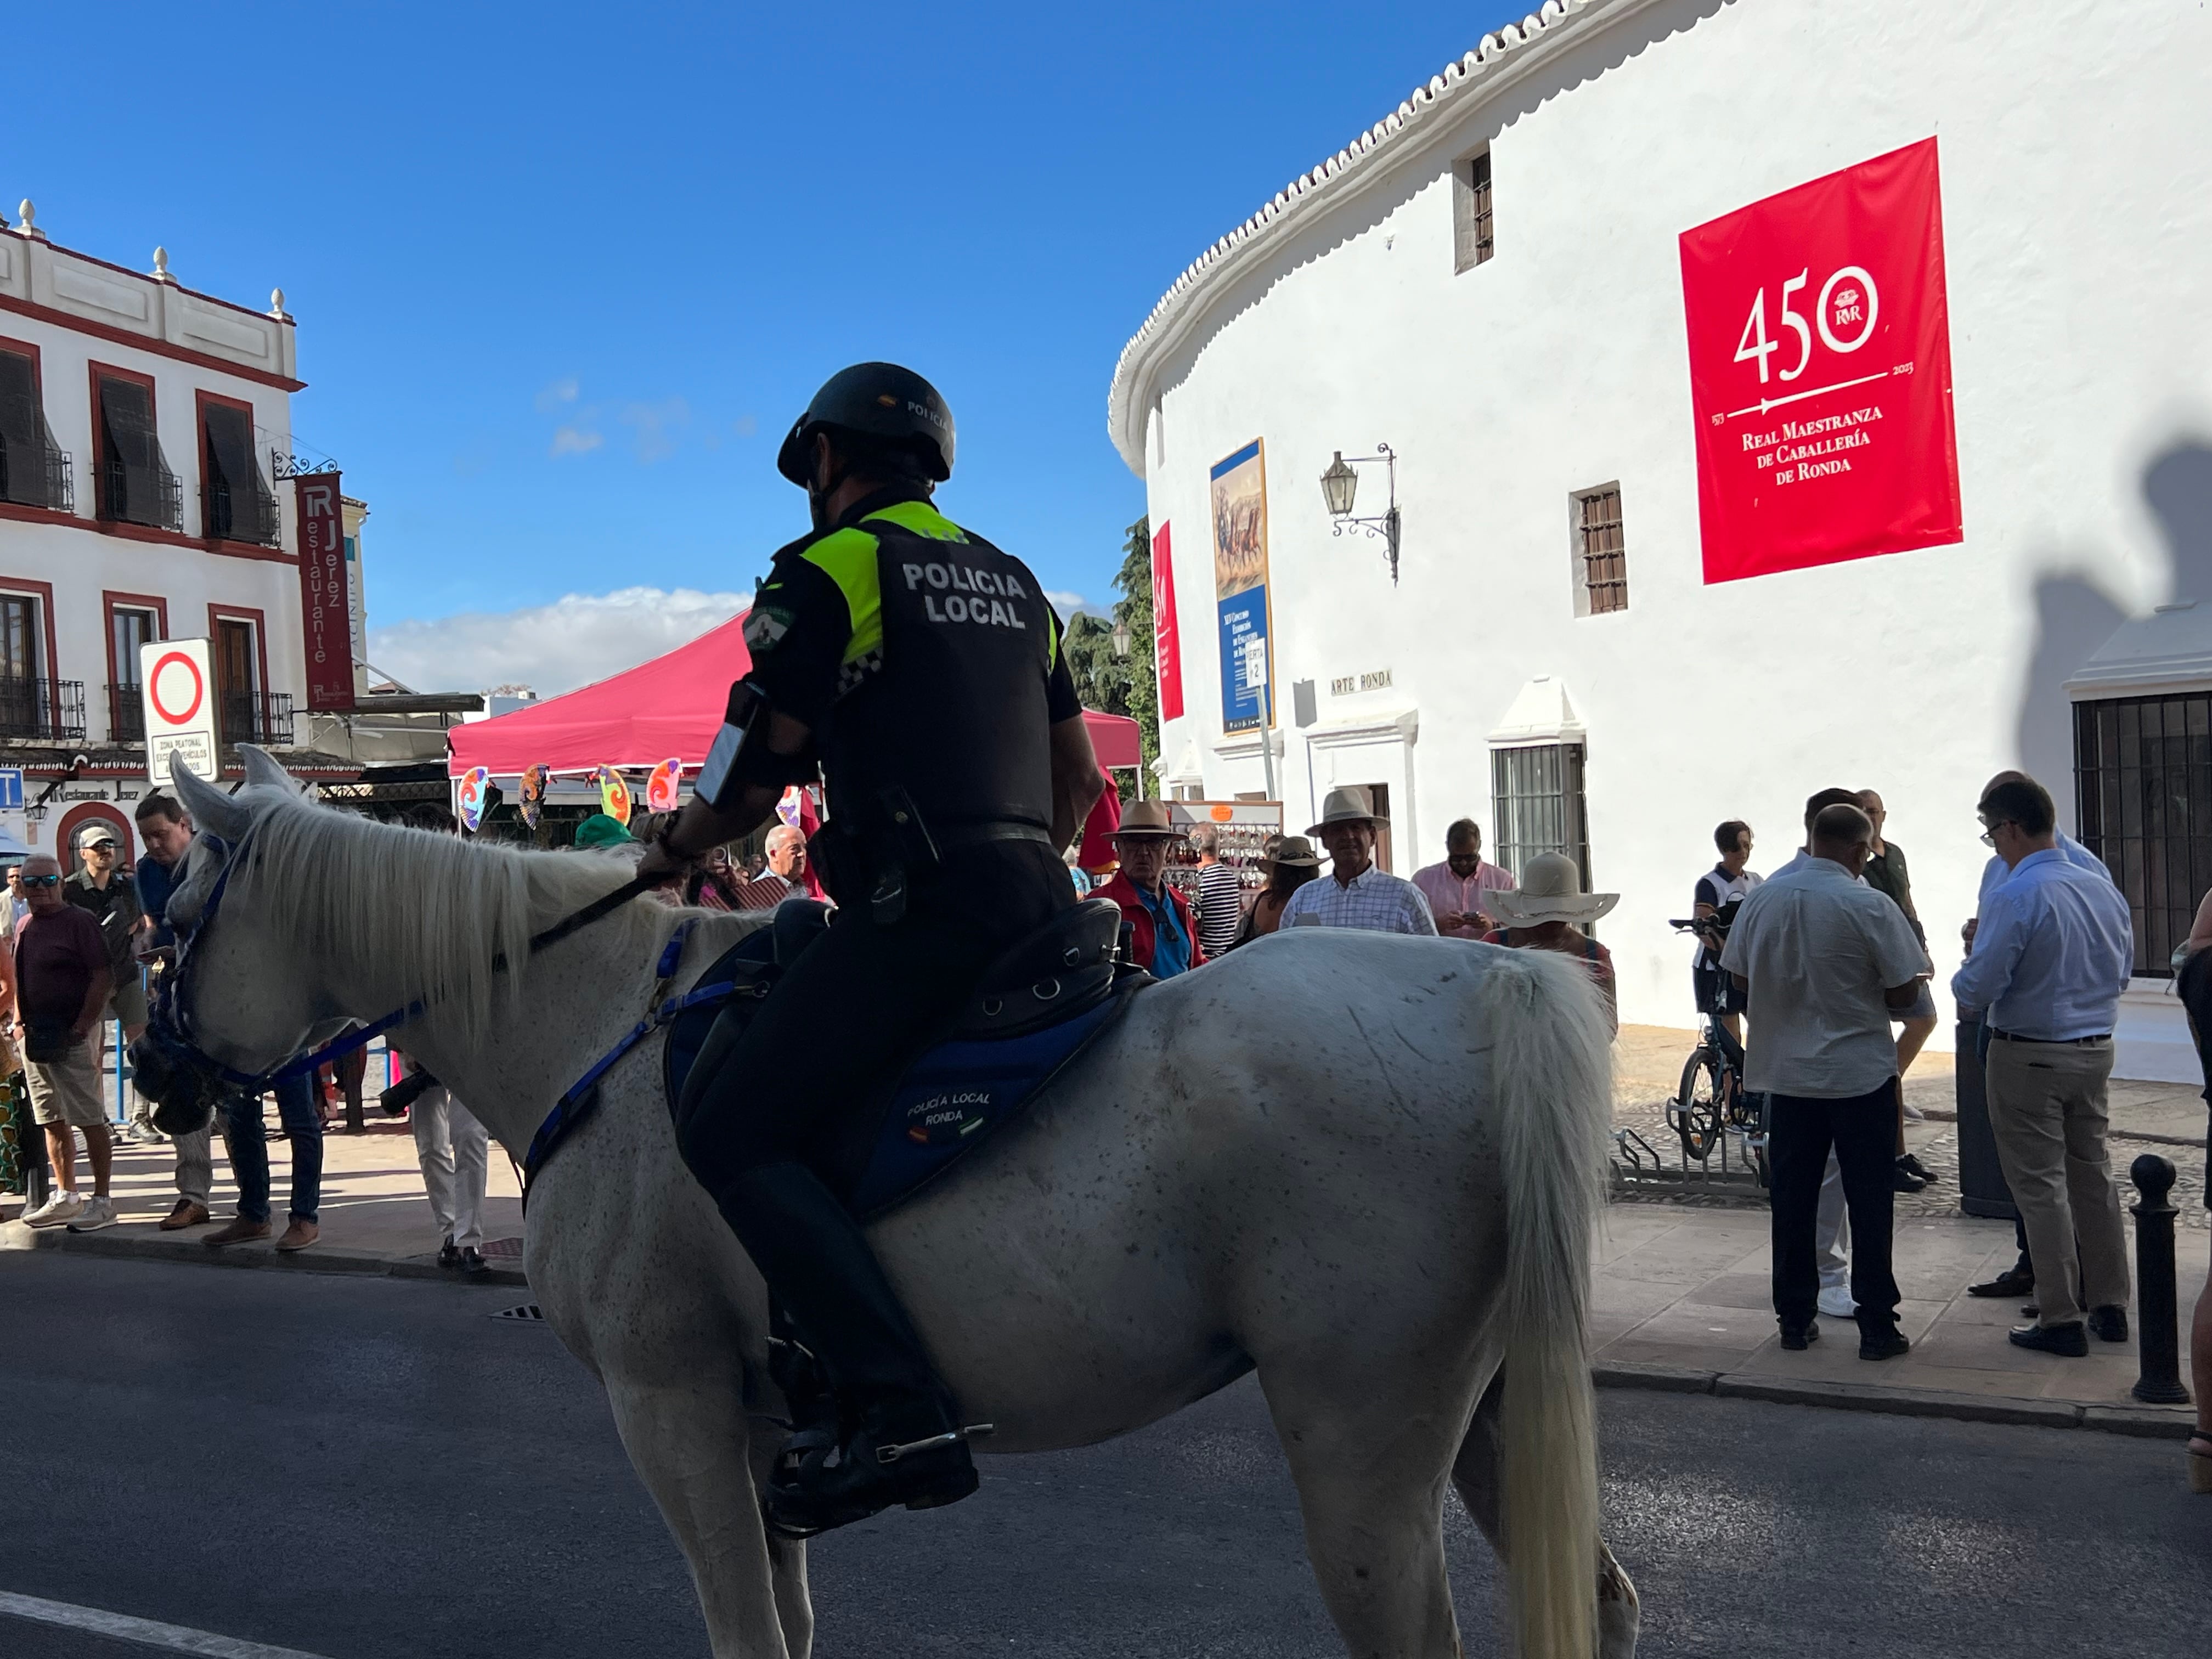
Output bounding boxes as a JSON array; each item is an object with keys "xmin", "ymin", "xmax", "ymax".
[{"xmin": 127, "ymin": 1027, "xmax": 220, "ymax": 1136}]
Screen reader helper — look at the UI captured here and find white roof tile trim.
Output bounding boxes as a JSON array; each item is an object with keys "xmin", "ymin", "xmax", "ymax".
[{"xmin": 1107, "ymin": 0, "xmax": 1641, "ymax": 475}]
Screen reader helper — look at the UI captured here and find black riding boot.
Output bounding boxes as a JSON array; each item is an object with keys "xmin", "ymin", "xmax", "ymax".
[{"xmin": 716, "ymin": 1160, "xmax": 980, "ymax": 1535}]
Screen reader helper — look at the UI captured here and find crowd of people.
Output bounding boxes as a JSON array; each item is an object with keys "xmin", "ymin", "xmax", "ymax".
[
  {"xmin": 2, "ymin": 769, "xmax": 2204, "ymax": 1489},
  {"xmin": 1709, "ymin": 772, "xmax": 2205, "ymax": 1413}
]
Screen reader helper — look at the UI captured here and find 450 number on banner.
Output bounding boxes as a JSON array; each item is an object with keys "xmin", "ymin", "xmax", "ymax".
[
  {"xmin": 1729, "ymin": 265, "xmax": 1878, "ymax": 392},
  {"xmin": 1678, "ymin": 137, "xmax": 1961, "ymax": 582}
]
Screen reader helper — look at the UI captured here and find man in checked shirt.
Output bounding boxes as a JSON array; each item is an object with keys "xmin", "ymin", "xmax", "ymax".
[{"xmin": 1280, "ymin": 787, "xmax": 1437, "ymax": 936}]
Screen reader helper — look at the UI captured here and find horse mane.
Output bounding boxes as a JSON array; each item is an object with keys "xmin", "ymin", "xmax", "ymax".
[{"xmin": 232, "ymin": 786, "xmax": 680, "ymax": 1050}]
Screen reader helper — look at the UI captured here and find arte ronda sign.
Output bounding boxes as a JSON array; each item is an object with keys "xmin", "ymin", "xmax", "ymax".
[{"xmin": 1679, "ymin": 137, "xmax": 1962, "ymax": 584}]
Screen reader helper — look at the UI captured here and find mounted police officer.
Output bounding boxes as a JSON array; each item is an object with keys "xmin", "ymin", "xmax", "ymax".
[{"xmin": 638, "ymin": 362, "xmax": 1104, "ymax": 1534}]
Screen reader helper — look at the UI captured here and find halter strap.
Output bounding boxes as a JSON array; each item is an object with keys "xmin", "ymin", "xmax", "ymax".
[{"xmin": 161, "ymin": 823, "xmax": 655, "ymax": 1099}]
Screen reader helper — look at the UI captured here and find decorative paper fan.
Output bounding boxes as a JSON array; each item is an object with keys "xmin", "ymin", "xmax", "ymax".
[
  {"xmin": 519, "ymin": 764, "xmax": 550, "ymax": 830},
  {"xmin": 646, "ymin": 757, "xmax": 684, "ymax": 814},
  {"xmin": 456, "ymin": 766, "xmax": 492, "ymax": 833},
  {"xmin": 595, "ymin": 765, "xmax": 633, "ymax": 825}
]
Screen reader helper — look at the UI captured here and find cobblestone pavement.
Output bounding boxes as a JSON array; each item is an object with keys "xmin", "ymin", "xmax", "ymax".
[{"xmin": 1609, "ymin": 1025, "xmax": 2207, "ymax": 1226}]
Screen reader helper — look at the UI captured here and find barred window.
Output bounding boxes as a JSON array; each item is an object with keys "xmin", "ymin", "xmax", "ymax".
[
  {"xmin": 200, "ymin": 398, "xmax": 282, "ymax": 547},
  {"xmin": 0, "ymin": 347, "xmax": 71, "ymax": 512},
  {"xmin": 1574, "ymin": 485, "xmax": 1627, "ymax": 616},
  {"xmin": 2075, "ymin": 692, "xmax": 2212, "ymax": 978},
  {"xmin": 1491, "ymin": 742, "xmax": 1590, "ymax": 891},
  {"xmin": 1453, "ymin": 148, "xmax": 1494, "ymax": 273},
  {"xmin": 95, "ymin": 371, "xmax": 182, "ymax": 531}
]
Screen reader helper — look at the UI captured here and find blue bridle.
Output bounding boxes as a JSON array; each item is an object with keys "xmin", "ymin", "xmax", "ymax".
[{"xmin": 139, "ymin": 820, "xmax": 650, "ymax": 1110}]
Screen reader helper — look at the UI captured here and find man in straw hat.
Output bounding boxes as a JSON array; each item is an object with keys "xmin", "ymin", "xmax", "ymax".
[
  {"xmin": 1483, "ymin": 852, "xmax": 1620, "ymax": 1034},
  {"xmin": 1280, "ymin": 787, "xmax": 1436, "ymax": 935},
  {"xmin": 1092, "ymin": 799, "xmax": 1205, "ymax": 978}
]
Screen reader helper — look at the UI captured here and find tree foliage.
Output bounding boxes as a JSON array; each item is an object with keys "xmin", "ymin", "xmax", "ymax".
[{"xmin": 1060, "ymin": 516, "xmax": 1159, "ymax": 799}]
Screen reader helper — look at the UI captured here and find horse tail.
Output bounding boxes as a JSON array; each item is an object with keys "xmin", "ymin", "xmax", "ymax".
[{"xmin": 1481, "ymin": 946, "xmax": 1611, "ymax": 1658}]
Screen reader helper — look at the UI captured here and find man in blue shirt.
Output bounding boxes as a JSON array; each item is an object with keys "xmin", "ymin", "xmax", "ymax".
[
  {"xmin": 1951, "ymin": 775, "xmax": 2134, "ymax": 1357},
  {"xmin": 133, "ymin": 792, "xmax": 213, "ymax": 1231}
]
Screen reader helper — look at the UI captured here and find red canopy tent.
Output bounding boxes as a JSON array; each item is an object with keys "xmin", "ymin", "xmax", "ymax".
[{"xmin": 447, "ymin": 609, "xmax": 1144, "ymax": 777}]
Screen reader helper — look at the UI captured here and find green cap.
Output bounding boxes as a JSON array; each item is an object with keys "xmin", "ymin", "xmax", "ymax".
[{"xmin": 572, "ymin": 814, "xmax": 634, "ymax": 849}]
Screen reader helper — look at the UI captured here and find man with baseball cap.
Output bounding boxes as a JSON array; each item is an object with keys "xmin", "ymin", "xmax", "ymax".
[{"xmin": 64, "ymin": 820, "xmax": 146, "ymax": 1047}]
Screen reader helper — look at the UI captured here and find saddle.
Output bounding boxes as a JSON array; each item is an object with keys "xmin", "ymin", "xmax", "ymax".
[{"xmin": 663, "ymin": 898, "xmax": 1142, "ymax": 1217}]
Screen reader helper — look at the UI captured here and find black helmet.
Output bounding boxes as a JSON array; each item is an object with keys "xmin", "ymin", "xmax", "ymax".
[{"xmin": 775, "ymin": 362, "xmax": 955, "ymax": 485}]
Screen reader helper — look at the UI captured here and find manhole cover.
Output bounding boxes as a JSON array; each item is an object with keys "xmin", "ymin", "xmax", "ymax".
[
  {"xmin": 481, "ymin": 1236, "xmax": 524, "ymax": 1260},
  {"xmin": 493, "ymin": 1302, "xmax": 545, "ymax": 1322}
]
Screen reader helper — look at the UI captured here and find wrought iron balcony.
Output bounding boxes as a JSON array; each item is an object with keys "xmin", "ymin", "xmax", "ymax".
[
  {"xmin": 202, "ymin": 473, "xmax": 284, "ymax": 548},
  {"xmin": 0, "ymin": 435, "xmax": 74, "ymax": 512},
  {"xmin": 0, "ymin": 677, "xmax": 87, "ymax": 742},
  {"xmin": 219, "ymin": 690, "xmax": 295, "ymax": 748},
  {"xmin": 99, "ymin": 456, "xmax": 184, "ymax": 532},
  {"xmin": 108, "ymin": 683, "xmax": 145, "ymax": 744}
]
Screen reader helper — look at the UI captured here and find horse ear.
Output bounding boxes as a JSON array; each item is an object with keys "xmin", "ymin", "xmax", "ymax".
[
  {"xmin": 239, "ymin": 744, "xmax": 298, "ymax": 793},
  {"xmin": 169, "ymin": 754, "xmax": 249, "ymax": 840}
]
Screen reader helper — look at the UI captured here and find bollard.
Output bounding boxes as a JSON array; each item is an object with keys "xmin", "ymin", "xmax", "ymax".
[{"xmin": 2128, "ymin": 1153, "xmax": 2193, "ymax": 1406}]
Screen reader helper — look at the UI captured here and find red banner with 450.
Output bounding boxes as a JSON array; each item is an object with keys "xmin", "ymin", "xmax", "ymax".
[{"xmin": 1680, "ymin": 137, "xmax": 1962, "ymax": 584}]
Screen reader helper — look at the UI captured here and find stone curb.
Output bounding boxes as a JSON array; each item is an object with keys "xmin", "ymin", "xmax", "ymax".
[
  {"xmin": 3, "ymin": 1222, "xmax": 531, "ymax": 1288},
  {"xmin": 1593, "ymin": 1359, "xmax": 2196, "ymax": 1438}
]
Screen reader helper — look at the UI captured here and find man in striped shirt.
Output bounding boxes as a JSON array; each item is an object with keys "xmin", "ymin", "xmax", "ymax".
[{"xmin": 1187, "ymin": 825, "xmax": 1245, "ymax": 960}]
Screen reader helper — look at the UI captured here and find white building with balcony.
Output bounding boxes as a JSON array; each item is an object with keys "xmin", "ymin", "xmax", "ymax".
[
  {"xmin": 0, "ymin": 201, "xmax": 352, "ymax": 860},
  {"xmin": 1109, "ymin": 0, "xmax": 2212, "ymax": 1077}
]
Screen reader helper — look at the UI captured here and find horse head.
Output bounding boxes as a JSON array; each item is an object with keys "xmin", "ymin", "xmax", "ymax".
[{"xmin": 128, "ymin": 746, "xmax": 352, "ymax": 1135}]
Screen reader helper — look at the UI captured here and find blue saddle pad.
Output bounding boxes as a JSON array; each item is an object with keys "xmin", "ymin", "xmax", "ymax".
[{"xmin": 663, "ymin": 934, "xmax": 1130, "ymax": 1219}]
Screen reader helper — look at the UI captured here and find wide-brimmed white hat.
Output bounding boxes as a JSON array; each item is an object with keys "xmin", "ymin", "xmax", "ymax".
[
  {"xmin": 1486, "ymin": 851, "xmax": 1619, "ymax": 926},
  {"xmin": 1308, "ymin": 786, "xmax": 1386, "ymax": 835}
]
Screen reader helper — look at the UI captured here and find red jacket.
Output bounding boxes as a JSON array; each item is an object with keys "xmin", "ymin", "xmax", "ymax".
[{"xmin": 1093, "ymin": 872, "xmax": 1207, "ymax": 974}]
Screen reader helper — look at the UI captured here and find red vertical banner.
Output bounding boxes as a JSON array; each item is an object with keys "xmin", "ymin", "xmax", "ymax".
[
  {"xmin": 1680, "ymin": 137, "xmax": 1962, "ymax": 583},
  {"xmin": 294, "ymin": 473, "xmax": 356, "ymax": 710},
  {"xmin": 1151, "ymin": 519, "xmax": 1183, "ymax": 721}
]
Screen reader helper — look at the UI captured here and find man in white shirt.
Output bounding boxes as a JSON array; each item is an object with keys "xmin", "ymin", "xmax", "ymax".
[
  {"xmin": 1724, "ymin": 802, "xmax": 1927, "ymax": 1359},
  {"xmin": 1282, "ymin": 787, "xmax": 1437, "ymax": 936}
]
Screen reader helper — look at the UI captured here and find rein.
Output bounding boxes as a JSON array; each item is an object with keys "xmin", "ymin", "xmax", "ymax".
[{"xmin": 156, "ymin": 821, "xmax": 655, "ymax": 1098}]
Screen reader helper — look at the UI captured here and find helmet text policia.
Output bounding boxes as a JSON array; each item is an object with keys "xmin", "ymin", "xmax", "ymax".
[{"xmin": 775, "ymin": 362, "xmax": 956, "ymax": 485}]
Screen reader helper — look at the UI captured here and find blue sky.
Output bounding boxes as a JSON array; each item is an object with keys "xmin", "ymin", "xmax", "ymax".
[{"xmin": 12, "ymin": 2, "xmax": 1517, "ymax": 692}]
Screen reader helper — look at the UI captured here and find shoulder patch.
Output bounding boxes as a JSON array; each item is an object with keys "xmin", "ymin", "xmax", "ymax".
[{"xmin": 743, "ymin": 605, "xmax": 794, "ymax": 654}]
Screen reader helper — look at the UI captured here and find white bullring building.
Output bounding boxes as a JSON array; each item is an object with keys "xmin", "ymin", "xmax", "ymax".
[{"xmin": 1109, "ymin": 0, "xmax": 2212, "ymax": 1077}]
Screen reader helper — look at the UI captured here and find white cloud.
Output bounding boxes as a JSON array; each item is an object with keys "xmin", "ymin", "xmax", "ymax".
[
  {"xmin": 369, "ymin": 587, "xmax": 749, "ymax": 698},
  {"xmin": 620, "ymin": 398, "xmax": 690, "ymax": 463},
  {"xmin": 734, "ymin": 414, "xmax": 759, "ymax": 438},
  {"xmin": 1045, "ymin": 590, "xmax": 1086, "ymax": 619},
  {"xmin": 535, "ymin": 376, "xmax": 580, "ymax": 413},
  {"xmin": 549, "ymin": 425, "xmax": 602, "ymax": 456}
]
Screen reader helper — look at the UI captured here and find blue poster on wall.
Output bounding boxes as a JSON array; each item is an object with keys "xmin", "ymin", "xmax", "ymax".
[{"xmin": 1210, "ymin": 439, "xmax": 1272, "ymax": 733}]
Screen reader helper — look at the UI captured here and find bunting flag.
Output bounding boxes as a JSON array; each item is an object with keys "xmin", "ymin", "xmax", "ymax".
[
  {"xmin": 646, "ymin": 757, "xmax": 684, "ymax": 814},
  {"xmin": 595, "ymin": 765, "xmax": 633, "ymax": 825},
  {"xmin": 519, "ymin": 764, "xmax": 550, "ymax": 831},
  {"xmin": 456, "ymin": 766, "xmax": 492, "ymax": 833}
]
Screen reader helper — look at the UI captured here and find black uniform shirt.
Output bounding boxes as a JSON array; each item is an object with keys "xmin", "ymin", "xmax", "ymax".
[{"xmin": 744, "ymin": 490, "xmax": 1079, "ymax": 733}]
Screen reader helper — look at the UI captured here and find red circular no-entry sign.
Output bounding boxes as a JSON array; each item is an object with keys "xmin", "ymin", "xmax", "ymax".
[{"xmin": 148, "ymin": 651, "xmax": 205, "ymax": 726}]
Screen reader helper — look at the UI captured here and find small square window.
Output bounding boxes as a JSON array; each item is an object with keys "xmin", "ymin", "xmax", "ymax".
[
  {"xmin": 1572, "ymin": 484, "xmax": 1627, "ymax": 616},
  {"xmin": 1453, "ymin": 148, "xmax": 1494, "ymax": 273}
]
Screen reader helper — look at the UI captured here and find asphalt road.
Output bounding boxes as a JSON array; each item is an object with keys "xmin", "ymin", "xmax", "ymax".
[{"xmin": 1, "ymin": 1252, "xmax": 2206, "ymax": 1659}]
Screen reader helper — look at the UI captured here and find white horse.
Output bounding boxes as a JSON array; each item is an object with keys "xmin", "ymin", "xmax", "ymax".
[{"xmin": 161, "ymin": 752, "xmax": 1639, "ymax": 1658}]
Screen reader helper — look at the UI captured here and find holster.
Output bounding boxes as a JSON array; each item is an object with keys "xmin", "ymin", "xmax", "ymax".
[{"xmin": 806, "ymin": 789, "xmax": 945, "ymax": 926}]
